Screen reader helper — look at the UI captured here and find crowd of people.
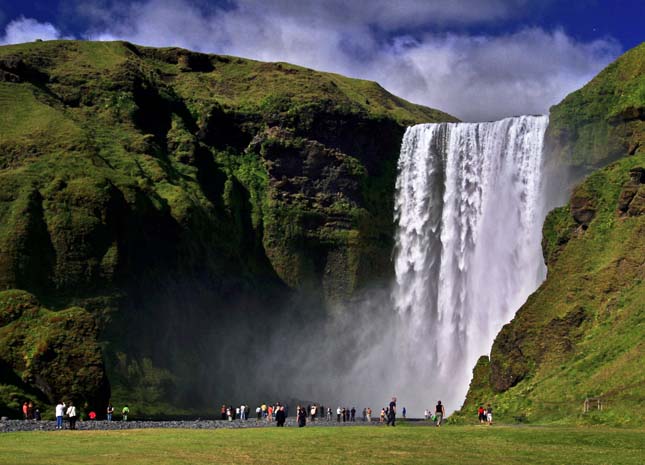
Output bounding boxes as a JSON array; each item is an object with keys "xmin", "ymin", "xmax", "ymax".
[
  {"xmin": 20, "ymin": 400, "xmax": 131, "ymax": 429},
  {"xmin": 20, "ymin": 401, "xmax": 41, "ymax": 421},
  {"xmin": 19, "ymin": 396, "xmax": 495, "ymax": 428},
  {"xmin": 216, "ymin": 397, "xmax": 409, "ymax": 428}
]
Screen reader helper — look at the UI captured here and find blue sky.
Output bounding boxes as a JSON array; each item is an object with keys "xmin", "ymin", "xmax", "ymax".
[{"xmin": 0, "ymin": 1, "xmax": 642, "ymax": 120}]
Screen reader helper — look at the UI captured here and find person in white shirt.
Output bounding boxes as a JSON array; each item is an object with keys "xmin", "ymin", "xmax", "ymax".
[
  {"xmin": 66, "ymin": 402, "xmax": 77, "ymax": 430},
  {"xmin": 55, "ymin": 401, "xmax": 65, "ymax": 430}
]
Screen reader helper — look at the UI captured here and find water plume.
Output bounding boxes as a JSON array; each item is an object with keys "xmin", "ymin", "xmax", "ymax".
[{"xmin": 388, "ymin": 115, "xmax": 549, "ymax": 412}]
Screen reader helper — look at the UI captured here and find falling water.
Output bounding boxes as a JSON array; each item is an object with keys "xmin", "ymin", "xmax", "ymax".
[{"xmin": 392, "ymin": 115, "xmax": 549, "ymax": 412}]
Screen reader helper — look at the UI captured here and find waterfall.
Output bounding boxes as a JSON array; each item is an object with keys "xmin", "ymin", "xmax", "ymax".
[{"xmin": 392, "ymin": 115, "xmax": 549, "ymax": 412}]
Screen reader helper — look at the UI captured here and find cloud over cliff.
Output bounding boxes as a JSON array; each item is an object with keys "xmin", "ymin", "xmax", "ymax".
[{"xmin": 0, "ymin": 0, "xmax": 621, "ymax": 121}]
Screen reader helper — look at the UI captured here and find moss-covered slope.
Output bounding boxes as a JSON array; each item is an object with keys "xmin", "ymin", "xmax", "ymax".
[
  {"xmin": 0, "ymin": 40, "xmax": 454, "ymax": 414},
  {"xmin": 0, "ymin": 290, "xmax": 109, "ymax": 418}
]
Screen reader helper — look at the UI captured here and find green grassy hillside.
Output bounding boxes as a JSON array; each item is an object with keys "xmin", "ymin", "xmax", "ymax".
[{"xmin": 0, "ymin": 40, "xmax": 454, "ymax": 415}]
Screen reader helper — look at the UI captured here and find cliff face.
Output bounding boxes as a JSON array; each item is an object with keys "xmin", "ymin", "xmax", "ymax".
[
  {"xmin": 0, "ymin": 40, "xmax": 455, "ymax": 414},
  {"xmin": 458, "ymin": 44, "xmax": 644, "ymax": 426}
]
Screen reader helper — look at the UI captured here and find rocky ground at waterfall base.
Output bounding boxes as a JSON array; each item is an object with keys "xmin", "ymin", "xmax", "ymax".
[{"xmin": 0, "ymin": 418, "xmax": 425, "ymax": 432}]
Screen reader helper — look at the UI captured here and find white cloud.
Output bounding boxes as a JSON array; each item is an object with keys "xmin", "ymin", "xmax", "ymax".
[
  {"xmin": 233, "ymin": 0, "xmax": 533, "ymax": 28},
  {"xmin": 0, "ymin": 16, "xmax": 65, "ymax": 45},
  {"xmin": 367, "ymin": 29, "xmax": 620, "ymax": 121},
  {"xmin": 1, "ymin": 1, "xmax": 621, "ymax": 121}
]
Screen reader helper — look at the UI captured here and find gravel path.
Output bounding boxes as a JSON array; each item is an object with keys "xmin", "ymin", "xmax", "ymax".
[{"xmin": 0, "ymin": 417, "xmax": 404, "ymax": 433}]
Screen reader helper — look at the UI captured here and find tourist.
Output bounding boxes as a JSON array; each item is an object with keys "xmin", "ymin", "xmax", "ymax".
[
  {"xmin": 424, "ymin": 408, "xmax": 429, "ymax": 420},
  {"xmin": 275, "ymin": 406, "xmax": 286, "ymax": 427},
  {"xmin": 55, "ymin": 401, "xmax": 65, "ymax": 429},
  {"xmin": 240, "ymin": 404, "xmax": 246, "ymax": 420},
  {"xmin": 478, "ymin": 405, "xmax": 485, "ymax": 424},
  {"xmin": 22, "ymin": 401, "xmax": 28, "ymax": 420},
  {"xmin": 435, "ymin": 400, "xmax": 445, "ymax": 427},
  {"xmin": 256, "ymin": 406, "xmax": 261, "ymax": 420},
  {"xmin": 387, "ymin": 397, "xmax": 397, "ymax": 426},
  {"xmin": 351, "ymin": 407, "xmax": 356, "ymax": 422},
  {"xmin": 366, "ymin": 407, "xmax": 372, "ymax": 422},
  {"xmin": 310, "ymin": 404, "xmax": 316, "ymax": 422},
  {"xmin": 66, "ymin": 402, "xmax": 77, "ymax": 430},
  {"xmin": 402, "ymin": 407, "xmax": 406, "ymax": 419},
  {"xmin": 34, "ymin": 409, "xmax": 41, "ymax": 421},
  {"xmin": 226, "ymin": 406, "xmax": 232, "ymax": 421},
  {"xmin": 221, "ymin": 404, "xmax": 226, "ymax": 420},
  {"xmin": 122, "ymin": 405, "xmax": 130, "ymax": 421},
  {"xmin": 486, "ymin": 404, "xmax": 493, "ymax": 426},
  {"xmin": 27, "ymin": 401, "xmax": 34, "ymax": 419},
  {"xmin": 362, "ymin": 408, "xmax": 366, "ymax": 421},
  {"xmin": 107, "ymin": 403, "xmax": 114, "ymax": 421},
  {"xmin": 336, "ymin": 406, "xmax": 341, "ymax": 422},
  {"xmin": 380, "ymin": 408, "xmax": 385, "ymax": 423},
  {"xmin": 297, "ymin": 406, "xmax": 307, "ymax": 427},
  {"xmin": 327, "ymin": 407, "xmax": 332, "ymax": 421}
]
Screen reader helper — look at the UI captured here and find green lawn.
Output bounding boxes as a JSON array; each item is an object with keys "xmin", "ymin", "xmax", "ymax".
[{"xmin": 1, "ymin": 425, "xmax": 643, "ymax": 465}]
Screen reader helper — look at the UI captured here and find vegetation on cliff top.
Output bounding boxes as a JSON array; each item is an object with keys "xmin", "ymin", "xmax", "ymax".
[{"xmin": 545, "ymin": 41, "xmax": 644, "ymax": 172}]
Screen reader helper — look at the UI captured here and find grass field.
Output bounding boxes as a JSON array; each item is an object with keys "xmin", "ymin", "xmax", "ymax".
[{"xmin": 1, "ymin": 424, "xmax": 643, "ymax": 465}]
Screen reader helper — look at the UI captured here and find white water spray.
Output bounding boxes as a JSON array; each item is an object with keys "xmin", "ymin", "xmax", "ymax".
[{"xmin": 391, "ymin": 115, "xmax": 549, "ymax": 413}]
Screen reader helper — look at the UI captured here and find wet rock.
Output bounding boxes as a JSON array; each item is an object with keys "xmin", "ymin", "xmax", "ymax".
[
  {"xmin": 177, "ymin": 53, "xmax": 214, "ymax": 72},
  {"xmin": 617, "ymin": 167, "xmax": 645, "ymax": 215},
  {"xmin": 0, "ymin": 69, "xmax": 21, "ymax": 82},
  {"xmin": 489, "ymin": 324, "xmax": 529, "ymax": 392},
  {"xmin": 570, "ymin": 189, "xmax": 596, "ymax": 228}
]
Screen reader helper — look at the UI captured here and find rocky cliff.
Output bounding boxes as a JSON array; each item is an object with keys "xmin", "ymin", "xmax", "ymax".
[
  {"xmin": 0, "ymin": 40, "xmax": 455, "ymax": 415},
  {"xmin": 458, "ymin": 43, "xmax": 644, "ymax": 426}
]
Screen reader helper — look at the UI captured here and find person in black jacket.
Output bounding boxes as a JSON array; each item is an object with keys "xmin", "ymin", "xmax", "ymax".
[
  {"xmin": 435, "ymin": 400, "xmax": 446, "ymax": 427},
  {"xmin": 297, "ymin": 406, "xmax": 307, "ymax": 427},
  {"xmin": 275, "ymin": 406, "xmax": 286, "ymax": 427},
  {"xmin": 387, "ymin": 397, "xmax": 397, "ymax": 426}
]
